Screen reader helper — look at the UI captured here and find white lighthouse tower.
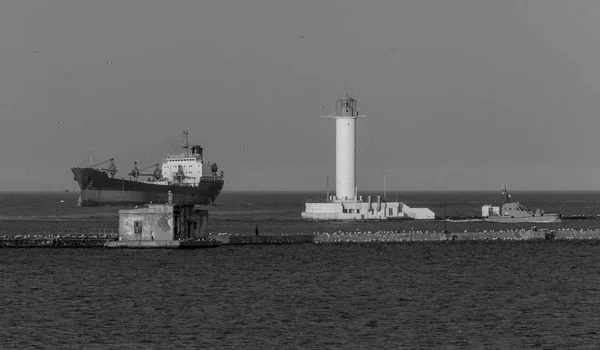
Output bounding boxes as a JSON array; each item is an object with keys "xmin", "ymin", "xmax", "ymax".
[
  {"xmin": 329, "ymin": 94, "xmax": 364, "ymax": 201},
  {"xmin": 301, "ymin": 93, "xmax": 434, "ymax": 220}
]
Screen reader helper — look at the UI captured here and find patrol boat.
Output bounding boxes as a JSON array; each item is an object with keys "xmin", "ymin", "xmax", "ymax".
[{"xmin": 481, "ymin": 185, "xmax": 561, "ymax": 223}]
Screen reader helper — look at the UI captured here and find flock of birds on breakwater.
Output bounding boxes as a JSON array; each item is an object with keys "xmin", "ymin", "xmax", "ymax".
[
  {"xmin": 213, "ymin": 228, "xmax": 600, "ymax": 236},
  {"xmin": 3, "ymin": 228, "xmax": 600, "ymax": 242},
  {"xmin": 1, "ymin": 233, "xmax": 119, "ymax": 240}
]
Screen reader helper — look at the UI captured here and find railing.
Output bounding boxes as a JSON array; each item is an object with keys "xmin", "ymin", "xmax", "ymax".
[
  {"xmin": 200, "ymin": 176, "xmax": 224, "ymax": 182},
  {"xmin": 305, "ymin": 198, "xmax": 334, "ymax": 203}
]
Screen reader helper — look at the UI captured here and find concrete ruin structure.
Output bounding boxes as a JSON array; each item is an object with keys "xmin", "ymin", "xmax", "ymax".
[
  {"xmin": 118, "ymin": 204, "xmax": 208, "ymax": 241},
  {"xmin": 106, "ymin": 192, "xmax": 218, "ymax": 248}
]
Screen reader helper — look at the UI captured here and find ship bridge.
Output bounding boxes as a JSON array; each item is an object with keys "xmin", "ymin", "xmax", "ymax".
[{"xmin": 161, "ymin": 155, "xmax": 213, "ymax": 186}]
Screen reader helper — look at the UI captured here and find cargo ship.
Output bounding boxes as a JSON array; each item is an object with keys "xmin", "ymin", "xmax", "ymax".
[
  {"xmin": 72, "ymin": 130, "xmax": 224, "ymax": 206},
  {"xmin": 481, "ymin": 185, "xmax": 561, "ymax": 223}
]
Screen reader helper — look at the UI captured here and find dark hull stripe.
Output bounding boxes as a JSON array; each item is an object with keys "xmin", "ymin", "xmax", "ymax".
[{"xmin": 76, "ymin": 189, "xmax": 214, "ymax": 206}]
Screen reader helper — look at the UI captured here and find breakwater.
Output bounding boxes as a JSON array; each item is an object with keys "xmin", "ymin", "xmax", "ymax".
[
  {"xmin": 1, "ymin": 233, "xmax": 118, "ymax": 248},
  {"xmin": 105, "ymin": 240, "xmax": 221, "ymax": 249},
  {"xmin": 211, "ymin": 229, "xmax": 600, "ymax": 244},
  {"xmin": 314, "ymin": 230, "xmax": 550, "ymax": 242},
  {"xmin": 4, "ymin": 229, "xmax": 600, "ymax": 248},
  {"xmin": 442, "ymin": 215, "xmax": 599, "ymax": 221},
  {"xmin": 211, "ymin": 231, "xmax": 550, "ymax": 244},
  {"xmin": 211, "ymin": 234, "xmax": 314, "ymax": 245}
]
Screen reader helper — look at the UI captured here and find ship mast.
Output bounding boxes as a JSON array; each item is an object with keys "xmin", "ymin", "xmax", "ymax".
[
  {"xmin": 501, "ymin": 184, "xmax": 512, "ymax": 203},
  {"xmin": 181, "ymin": 127, "xmax": 190, "ymax": 157},
  {"xmin": 383, "ymin": 172, "xmax": 387, "ymax": 200}
]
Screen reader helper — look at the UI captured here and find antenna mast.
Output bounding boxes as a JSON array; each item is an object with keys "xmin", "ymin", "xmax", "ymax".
[
  {"xmin": 383, "ymin": 172, "xmax": 387, "ymax": 200},
  {"xmin": 182, "ymin": 126, "xmax": 190, "ymax": 157},
  {"xmin": 89, "ymin": 143, "xmax": 92, "ymax": 167},
  {"xmin": 501, "ymin": 184, "xmax": 511, "ymax": 203},
  {"xmin": 344, "ymin": 82, "xmax": 358, "ymax": 101}
]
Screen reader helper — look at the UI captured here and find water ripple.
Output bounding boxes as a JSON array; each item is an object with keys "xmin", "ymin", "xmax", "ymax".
[{"xmin": 2, "ymin": 242, "xmax": 600, "ymax": 348}]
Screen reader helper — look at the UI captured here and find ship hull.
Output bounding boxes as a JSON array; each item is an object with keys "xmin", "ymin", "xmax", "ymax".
[
  {"xmin": 72, "ymin": 167, "xmax": 224, "ymax": 206},
  {"xmin": 483, "ymin": 215, "xmax": 561, "ymax": 223}
]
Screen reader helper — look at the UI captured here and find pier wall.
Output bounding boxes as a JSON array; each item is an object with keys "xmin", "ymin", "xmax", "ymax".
[
  {"xmin": 0, "ymin": 236, "xmax": 117, "ymax": 248},
  {"xmin": 211, "ymin": 234, "xmax": 314, "ymax": 245},
  {"xmin": 313, "ymin": 230, "xmax": 548, "ymax": 243},
  {"xmin": 4, "ymin": 230, "xmax": 600, "ymax": 248},
  {"xmin": 553, "ymin": 230, "xmax": 600, "ymax": 240},
  {"xmin": 105, "ymin": 240, "xmax": 220, "ymax": 249},
  {"xmin": 211, "ymin": 229, "xmax": 600, "ymax": 245}
]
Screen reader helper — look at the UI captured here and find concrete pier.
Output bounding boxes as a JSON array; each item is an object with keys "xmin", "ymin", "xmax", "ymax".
[
  {"xmin": 0, "ymin": 236, "xmax": 117, "ymax": 248},
  {"xmin": 211, "ymin": 229, "xmax": 600, "ymax": 245},
  {"xmin": 105, "ymin": 240, "xmax": 220, "ymax": 249},
  {"xmin": 211, "ymin": 234, "xmax": 314, "ymax": 245},
  {"xmin": 4, "ymin": 229, "xmax": 600, "ymax": 248},
  {"xmin": 313, "ymin": 230, "xmax": 549, "ymax": 243},
  {"xmin": 211, "ymin": 230, "xmax": 550, "ymax": 244}
]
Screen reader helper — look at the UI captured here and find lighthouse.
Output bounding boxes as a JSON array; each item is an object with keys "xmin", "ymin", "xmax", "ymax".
[
  {"xmin": 325, "ymin": 94, "xmax": 364, "ymax": 201},
  {"xmin": 301, "ymin": 93, "xmax": 435, "ymax": 220}
]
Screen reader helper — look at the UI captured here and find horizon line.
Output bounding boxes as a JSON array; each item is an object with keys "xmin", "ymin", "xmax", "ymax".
[{"xmin": 2, "ymin": 189, "xmax": 600, "ymax": 193}]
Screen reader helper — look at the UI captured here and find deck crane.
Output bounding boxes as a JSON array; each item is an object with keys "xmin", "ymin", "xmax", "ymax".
[
  {"xmin": 173, "ymin": 164, "xmax": 197, "ymax": 185},
  {"xmin": 129, "ymin": 162, "xmax": 162, "ymax": 181},
  {"xmin": 90, "ymin": 158, "xmax": 118, "ymax": 178}
]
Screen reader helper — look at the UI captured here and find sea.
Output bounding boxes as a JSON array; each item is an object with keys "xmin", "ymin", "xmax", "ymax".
[{"xmin": 2, "ymin": 191, "xmax": 600, "ymax": 348}]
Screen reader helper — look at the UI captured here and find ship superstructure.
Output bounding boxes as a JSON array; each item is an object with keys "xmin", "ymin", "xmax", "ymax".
[
  {"xmin": 132, "ymin": 129, "xmax": 222, "ymax": 186},
  {"xmin": 72, "ymin": 129, "xmax": 224, "ymax": 206}
]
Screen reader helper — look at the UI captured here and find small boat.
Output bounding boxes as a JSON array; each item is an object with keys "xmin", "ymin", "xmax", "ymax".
[{"xmin": 481, "ymin": 185, "xmax": 561, "ymax": 223}]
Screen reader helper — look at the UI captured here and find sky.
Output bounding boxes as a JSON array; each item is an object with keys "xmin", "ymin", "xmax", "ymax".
[{"xmin": 1, "ymin": 0, "xmax": 600, "ymax": 192}]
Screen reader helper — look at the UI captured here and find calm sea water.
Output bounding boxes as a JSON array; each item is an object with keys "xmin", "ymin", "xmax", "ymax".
[
  {"xmin": 2, "ymin": 191, "xmax": 600, "ymax": 348},
  {"xmin": 1, "ymin": 190, "xmax": 600, "ymax": 235},
  {"xmin": 2, "ymin": 242, "xmax": 600, "ymax": 348}
]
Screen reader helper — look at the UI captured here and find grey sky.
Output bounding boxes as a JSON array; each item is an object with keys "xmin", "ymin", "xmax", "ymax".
[{"xmin": 0, "ymin": 0, "xmax": 599, "ymax": 191}]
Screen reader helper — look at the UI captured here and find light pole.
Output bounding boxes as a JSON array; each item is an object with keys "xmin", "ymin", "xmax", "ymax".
[{"xmin": 443, "ymin": 201, "xmax": 448, "ymax": 234}]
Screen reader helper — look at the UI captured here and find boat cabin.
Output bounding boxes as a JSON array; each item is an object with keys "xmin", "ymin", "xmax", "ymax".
[{"xmin": 501, "ymin": 202, "xmax": 545, "ymax": 218}]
